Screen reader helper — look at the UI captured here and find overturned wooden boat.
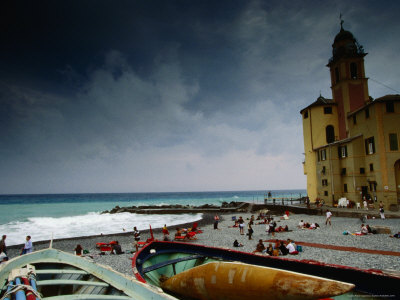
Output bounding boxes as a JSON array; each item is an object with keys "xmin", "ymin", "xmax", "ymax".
[
  {"xmin": 160, "ymin": 261, "xmax": 353, "ymax": 300},
  {"xmin": 133, "ymin": 241, "xmax": 400, "ymax": 299},
  {"xmin": 0, "ymin": 248, "xmax": 176, "ymax": 300}
]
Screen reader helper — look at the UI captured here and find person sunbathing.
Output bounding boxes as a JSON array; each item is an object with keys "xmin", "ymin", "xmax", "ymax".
[
  {"xmin": 229, "ymin": 220, "xmax": 239, "ymax": 228},
  {"xmin": 266, "ymin": 243, "xmax": 274, "ymax": 256},
  {"xmin": 361, "ymin": 224, "xmax": 369, "ymax": 235},
  {"xmin": 286, "ymin": 239, "xmax": 299, "ymax": 255},
  {"xmin": 352, "ymin": 224, "xmax": 369, "ymax": 235},
  {"xmin": 233, "ymin": 240, "xmax": 243, "ymax": 247},
  {"xmin": 184, "ymin": 231, "xmax": 197, "ymax": 240},
  {"xmin": 175, "ymin": 228, "xmax": 183, "ymax": 237},
  {"xmin": 252, "ymin": 239, "xmax": 266, "ymax": 254},
  {"xmin": 111, "ymin": 241, "xmax": 124, "ymax": 255},
  {"xmin": 298, "ymin": 220, "xmax": 304, "ymax": 228},
  {"xmin": 256, "ymin": 218, "xmax": 267, "ymax": 225},
  {"xmin": 279, "ymin": 241, "xmax": 288, "ymax": 256}
]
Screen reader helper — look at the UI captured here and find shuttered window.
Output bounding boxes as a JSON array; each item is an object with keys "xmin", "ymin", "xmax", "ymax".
[
  {"xmin": 389, "ymin": 133, "xmax": 398, "ymax": 151},
  {"xmin": 365, "ymin": 137, "xmax": 375, "ymax": 155}
]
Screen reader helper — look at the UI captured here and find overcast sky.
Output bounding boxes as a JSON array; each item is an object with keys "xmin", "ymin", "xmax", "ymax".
[{"xmin": 1, "ymin": 0, "xmax": 399, "ymax": 194}]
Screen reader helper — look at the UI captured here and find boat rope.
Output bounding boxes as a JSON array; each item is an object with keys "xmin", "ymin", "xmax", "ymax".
[{"xmin": 0, "ymin": 283, "xmax": 42, "ymax": 300}]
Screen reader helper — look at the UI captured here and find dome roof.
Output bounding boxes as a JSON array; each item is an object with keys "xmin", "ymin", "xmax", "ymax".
[
  {"xmin": 328, "ymin": 25, "xmax": 365, "ymax": 66},
  {"xmin": 334, "ymin": 28, "xmax": 356, "ymax": 44}
]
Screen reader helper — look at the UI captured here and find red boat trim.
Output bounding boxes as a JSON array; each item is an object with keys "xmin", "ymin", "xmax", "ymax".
[{"xmin": 265, "ymin": 239, "xmax": 400, "ymax": 256}]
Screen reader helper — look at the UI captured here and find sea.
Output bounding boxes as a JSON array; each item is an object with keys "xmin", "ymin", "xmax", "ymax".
[{"xmin": 0, "ymin": 189, "xmax": 305, "ymax": 246}]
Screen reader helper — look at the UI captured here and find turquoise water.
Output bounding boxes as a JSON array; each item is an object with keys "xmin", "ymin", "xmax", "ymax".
[{"xmin": 0, "ymin": 189, "xmax": 305, "ymax": 245}]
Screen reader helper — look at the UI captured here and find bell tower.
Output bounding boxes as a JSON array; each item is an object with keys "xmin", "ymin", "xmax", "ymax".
[{"xmin": 327, "ymin": 19, "xmax": 370, "ymax": 140}]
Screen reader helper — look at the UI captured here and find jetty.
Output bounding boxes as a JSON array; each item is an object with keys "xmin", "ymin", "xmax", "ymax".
[{"xmin": 102, "ymin": 200, "xmax": 400, "ymax": 219}]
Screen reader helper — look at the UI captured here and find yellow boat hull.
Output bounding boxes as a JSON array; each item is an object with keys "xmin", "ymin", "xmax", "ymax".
[{"xmin": 160, "ymin": 261, "xmax": 354, "ymax": 300}]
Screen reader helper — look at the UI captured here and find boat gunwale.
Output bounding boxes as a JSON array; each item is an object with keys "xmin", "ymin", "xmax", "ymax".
[
  {"xmin": 0, "ymin": 248, "xmax": 177, "ymax": 300},
  {"xmin": 132, "ymin": 241, "xmax": 400, "ymax": 297}
]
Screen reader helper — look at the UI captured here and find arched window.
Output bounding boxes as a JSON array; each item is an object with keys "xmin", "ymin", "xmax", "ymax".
[
  {"xmin": 350, "ymin": 62, "xmax": 357, "ymax": 79},
  {"xmin": 326, "ymin": 125, "xmax": 335, "ymax": 144}
]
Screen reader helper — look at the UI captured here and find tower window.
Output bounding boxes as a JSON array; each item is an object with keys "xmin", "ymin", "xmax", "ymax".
[
  {"xmin": 324, "ymin": 191, "xmax": 328, "ymax": 196},
  {"xmin": 389, "ymin": 133, "xmax": 398, "ymax": 151},
  {"xmin": 338, "ymin": 145, "xmax": 348, "ymax": 158},
  {"xmin": 341, "ymin": 168, "xmax": 346, "ymax": 175},
  {"xmin": 353, "ymin": 114, "xmax": 357, "ymax": 124},
  {"xmin": 335, "ymin": 67, "xmax": 340, "ymax": 83},
  {"xmin": 324, "ymin": 107, "xmax": 332, "ymax": 114},
  {"xmin": 303, "ymin": 111, "xmax": 308, "ymax": 119},
  {"xmin": 365, "ymin": 108, "xmax": 370, "ymax": 119},
  {"xmin": 365, "ymin": 137, "xmax": 375, "ymax": 155},
  {"xmin": 386, "ymin": 101, "xmax": 394, "ymax": 113},
  {"xmin": 350, "ymin": 62, "xmax": 358, "ymax": 79},
  {"xmin": 321, "ymin": 149, "xmax": 326, "ymax": 161},
  {"xmin": 369, "ymin": 182, "xmax": 377, "ymax": 192},
  {"xmin": 344, "ymin": 184, "xmax": 348, "ymax": 193},
  {"xmin": 369, "ymin": 163, "xmax": 374, "ymax": 171},
  {"xmin": 322, "ymin": 179, "xmax": 328, "ymax": 186},
  {"xmin": 326, "ymin": 125, "xmax": 335, "ymax": 143},
  {"xmin": 360, "ymin": 168, "xmax": 365, "ymax": 174}
]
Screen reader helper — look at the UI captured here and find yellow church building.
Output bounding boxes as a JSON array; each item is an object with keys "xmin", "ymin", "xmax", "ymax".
[{"xmin": 300, "ymin": 23, "xmax": 400, "ymax": 211}]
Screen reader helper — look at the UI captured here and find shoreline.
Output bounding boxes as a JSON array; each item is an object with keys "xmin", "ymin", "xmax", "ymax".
[{"xmin": 5, "ymin": 212, "xmax": 216, "ymax": 250}]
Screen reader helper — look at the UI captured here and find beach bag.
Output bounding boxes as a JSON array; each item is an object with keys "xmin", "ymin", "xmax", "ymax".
[{"xmin": 296, "ymin": 245, "xmax": 302, "ymax": 252}]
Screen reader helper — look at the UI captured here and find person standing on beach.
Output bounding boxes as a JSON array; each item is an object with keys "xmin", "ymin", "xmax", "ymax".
[
  {"xmin": 379, "ymin": 201, "xmax": 385, "ymax": 219},
  {"xmin": 162, "ymin": 224, "xmax": 169, "ymax": 237},
  {"xmin": 21, "ymin": 236, "xmax": 33, "ymax": 255},
  {"xmin": 214, "ymin": 214, "xmax": 220, "ymax": 230},
  {"xmin": 247, "ymin": 221, "xmax": 254, "ymax": 240},
  {"xmin": 133, "ymin": 227, "xmax": 140, "ymax": 252},
  {"xmin": 238, "ymin": 216, "xmax": 245, "ymax": 235},
  {"xmin": 325, "ymin": 210, "xmax": 332, "ymax": 226},
  {"xmin": 363, "ymin": 197, "xmax": 368, "ymax": 210},
  {"xmin": 0, "ymin": 235, "xmax": 6, "ymax": 255}
]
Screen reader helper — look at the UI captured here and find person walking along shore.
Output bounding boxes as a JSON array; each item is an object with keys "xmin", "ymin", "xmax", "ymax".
[
  {"xmin": 325, "ymin": 210, "xmax": 332, "ymax": 226},
  {"xmin": 0, "ymin": 235, "xmax": 6, "ymax": 255}
]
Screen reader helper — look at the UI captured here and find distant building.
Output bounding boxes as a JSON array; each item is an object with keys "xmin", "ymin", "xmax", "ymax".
[{"xmin": 300, "ymin": 23, "xmax": 400, "ymax": 210}]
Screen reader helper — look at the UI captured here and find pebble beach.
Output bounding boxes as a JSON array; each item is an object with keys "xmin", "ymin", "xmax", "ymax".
[{"xmin": 5, "ymin": 209, "xmax": 400, "ymax": 277}]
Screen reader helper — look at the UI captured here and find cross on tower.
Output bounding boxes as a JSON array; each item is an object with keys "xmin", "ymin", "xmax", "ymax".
[{"xmin": 339, "ymin": 13, "xmax": 344, "ymax": 29}]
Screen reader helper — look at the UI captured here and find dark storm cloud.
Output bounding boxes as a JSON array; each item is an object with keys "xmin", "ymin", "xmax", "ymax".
[{"xmin": 0, "ymin": 0, "xmax": 399, "ymax": 193}]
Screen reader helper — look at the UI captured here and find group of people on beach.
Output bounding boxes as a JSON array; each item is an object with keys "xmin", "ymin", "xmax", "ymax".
[
  {"xmin": 252, "ymin": 239, "xmax": 299, "ymax": 256},
  {"xmin": 0, "ymin": 235, "xmax": 33, "ymax": 264},
  {"xmin": 343, "ymin": 223, "xmax": 376, "ymax": 236},
  {"xmin": 298, "ymin": 219, "xmax": 321, "ymax": 229}
]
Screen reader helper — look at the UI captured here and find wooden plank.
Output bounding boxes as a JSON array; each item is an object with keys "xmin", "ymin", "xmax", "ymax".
[
  {"xmin": 43, "ymin": 295, "xmax": 131, "ymax": 300},
  {"xmin": 36, "ymin": 269, "xmax": 88, "ymax": 275},
  {"xmin": 37, "ymin": 279, "xmax": 108, "ymax": 287}
]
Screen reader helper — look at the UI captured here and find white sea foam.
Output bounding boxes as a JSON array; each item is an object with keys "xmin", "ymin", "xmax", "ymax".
[{"xmin": 1, "ymin": 212, "xmax": 202, "ymax": 246}]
